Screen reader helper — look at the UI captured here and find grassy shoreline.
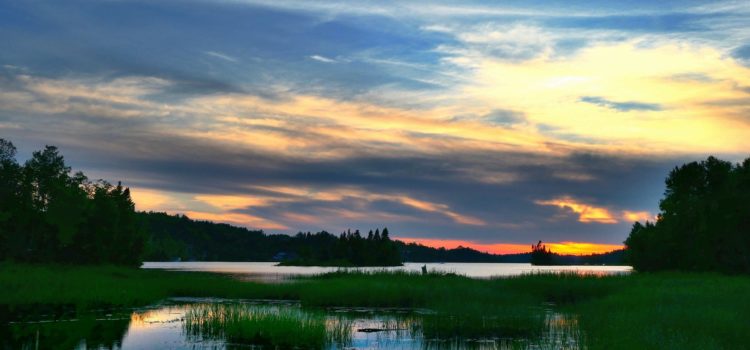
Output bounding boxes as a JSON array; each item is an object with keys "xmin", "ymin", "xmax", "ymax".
[{"xmin": 2, "ymin": 264, "xmax": 749, "ymax": 349}]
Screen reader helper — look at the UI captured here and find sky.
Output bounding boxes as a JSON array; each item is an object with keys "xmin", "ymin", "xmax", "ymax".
[{"xmin": 1, "ymin": 0, "xmax": 749, "ymax": 254}]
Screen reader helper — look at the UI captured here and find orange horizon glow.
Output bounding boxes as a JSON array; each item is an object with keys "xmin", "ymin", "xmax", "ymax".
[{"xmin": 397, "ymin": 237, "xmax": 624, "ymax": 255}]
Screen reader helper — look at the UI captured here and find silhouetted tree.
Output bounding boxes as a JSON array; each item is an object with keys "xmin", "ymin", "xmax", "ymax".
[
  {"xmin": 0, "ymin": 139, "xmax": 144, "ymax": 265},
  {"xmin": 625, "ymin": 156, "xmax": 750, "ymax": 273},
  {"xmin": 530, "ymin": 240, "xmax": 555, "ymax": 265}
]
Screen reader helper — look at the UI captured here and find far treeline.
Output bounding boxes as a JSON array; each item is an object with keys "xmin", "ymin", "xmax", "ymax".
[
  {"xmin": 625, "ymin": 156, "xmax": 750, "ymax": 273},
  {"xmin": 142, "ymin": 212, "xmax": 623, "ymax": 265},
  {"xmin": 144, "ymin": 211, "xmax": 401, "ymax": 266}
]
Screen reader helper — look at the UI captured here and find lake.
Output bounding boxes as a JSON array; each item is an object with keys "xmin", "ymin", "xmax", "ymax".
[
  {"xmin": 142, "ymin": 261, "xmax": 632, "ymax": 280},
  {"xmin": 4, "ymin": 298, "xmax": 582, "ymax": 349}
]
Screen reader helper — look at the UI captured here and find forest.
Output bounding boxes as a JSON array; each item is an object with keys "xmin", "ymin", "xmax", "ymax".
[
  {"xmin": 625, "ymin": 156, "xmax": 750, "ymax": 273},
  {"xmin": 143, "ymin": 211, "xmax": 401, "ymax": 266},
  {"xmin": 0, "ymin": 139, "xmax": 144, "ymax": 266}
]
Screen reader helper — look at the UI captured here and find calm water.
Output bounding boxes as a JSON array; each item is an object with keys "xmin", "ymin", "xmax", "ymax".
[
  {"xmin": 142, "ymin": 261, "xmax": 631, "ymax": 280},
  {"xmin": 3, "ymin": 299, "xmax": 582, "ymax": 349}
]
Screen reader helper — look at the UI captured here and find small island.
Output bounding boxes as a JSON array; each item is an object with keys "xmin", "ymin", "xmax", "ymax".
[{"xmin": 276, "ymin": 228, "xmax": 403, "ymax": 267}]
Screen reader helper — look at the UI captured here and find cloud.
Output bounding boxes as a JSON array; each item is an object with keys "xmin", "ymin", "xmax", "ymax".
[
  {"xmin": 482, "ymin": 109, "xmax": 527, "ymax": 126},
  {"xmin": 536, "ymin": 197, "xmax": 656, "ymax": 225},
  {"xmin": 535, "ymin": 196, "xmax": 619, "ymax": 224},
  {"xmin": 183, "ymin": 211, "xmax": 289, "ymax": 230},
  {"xmin": 733, "ymin": 44, "xmax": 750, "ymax": 65},
  {"xmin": 622, "ymin": 210, "xmax": 655, "ymax": 223},
  {"xmin": 309, "ymin": 54, "xmax": 337, "ymax": 63},
  {"xmin": 204, "ymin": 51, "xmax": 239, "ymax": 62},
  {"xmin": 578, "ymin": 96, "xmax": 663, "ymax": 112}
]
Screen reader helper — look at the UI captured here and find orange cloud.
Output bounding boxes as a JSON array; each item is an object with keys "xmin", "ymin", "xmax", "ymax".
[
  {"xmin": 194, "ymin": 194, "xmax": 273, "ymax": 210},
  {"xmin": 182, "ymin": 211, "xmax": 288, "ymax": 231},
  {"xmin": 396, "ymin": 196, "xmax": 485, "ymax": 226},
  {"xmin": 245, "ymin": 186, "xmax": 485, "ymax": 226},
  {"xmin": 622, "ymin": 210, "xmax": 655, "ymax": 223},
  {"xmin": 535, "ymin": 196, "xmax": 618, "ymax": 224},
  {"xmin": 129, "ymin": 187, "xmax": 192, "ymax": 212},
  {"xmin": 130, "ymin": 188, "xmax": 173, "ymax": 212}
]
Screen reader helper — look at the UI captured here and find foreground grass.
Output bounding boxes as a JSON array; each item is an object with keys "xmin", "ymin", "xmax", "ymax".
[
  {"xmin": 574, "ymin": 273, "xmax": 750, "ymax": 350},
  {"xmin": 184, "ymin": 304, "xmax": 328, "ymax": 348},
  {"xmin": 2, "ymin": 264, "xmax": 749, "ymax": 349}
]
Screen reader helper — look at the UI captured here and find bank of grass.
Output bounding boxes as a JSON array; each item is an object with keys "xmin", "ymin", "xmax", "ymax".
[
  {"xmin": 2, "ymin": 264, "xmax": 749, "ymax": 349},
  {"xmin": 574, "ymin": 273, "xmax": 750, "ymax": 350},
  {"xmin": 184, "ymin": 304, "xmax": 328, "ymax": 348},
  {"xmin": 0, "ymin": 263, "xmax": 294, "ymax": 309}
]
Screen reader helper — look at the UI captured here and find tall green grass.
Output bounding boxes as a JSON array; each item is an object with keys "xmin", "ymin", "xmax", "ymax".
[
  {"xmin": 184, "ymin": 304, "xmax": 329, "ymax": 348},
  {"xmin": 0, "ymin": 263, "xmax": 295, "ymax": 310},
  {"xmin": 574, "ymin": 273, "xmax": 750, "ymax": 350}
]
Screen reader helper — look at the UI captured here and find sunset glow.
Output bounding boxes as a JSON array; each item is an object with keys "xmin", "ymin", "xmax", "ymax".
[{"xmin": 398, "ymin": 238, "xmax": 623, "ymax": 256}]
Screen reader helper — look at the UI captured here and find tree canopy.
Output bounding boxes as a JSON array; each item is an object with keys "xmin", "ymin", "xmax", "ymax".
[
  {"xmin": 0, "ymin": 139, "xmax": 144, "ymax": 265},
  {"xmin": 625, "ymin": 156, "xmax": 750, "ymax": 273}
]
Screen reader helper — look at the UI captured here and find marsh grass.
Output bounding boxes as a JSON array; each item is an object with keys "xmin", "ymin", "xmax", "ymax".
[
  {"xmin": 573, "ymin": 273, "xmax": 750, "ymax": 350},
  {"xmin": 183, "ymin": 303, "xmax": 355, "ymax": 348},
  {"xmin": 0, "ymin": 263, "xmax": 295, "ymax": 311}
]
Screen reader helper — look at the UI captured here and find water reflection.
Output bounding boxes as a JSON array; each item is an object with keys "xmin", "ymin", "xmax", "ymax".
[{"xmin": 2, "ymin": 300, "xmax": 584, "ymax": 349}]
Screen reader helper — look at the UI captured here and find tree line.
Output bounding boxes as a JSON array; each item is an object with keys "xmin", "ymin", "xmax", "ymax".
[
  {"xmin": 625, "ymin": 156, "xmax": 750, "ymax": 273},
  {"xmin": 280, "ymin": 228, "xmax": 402, "ymax": 266},
  {"xmin": 0, "ymin": 139, "xmax": 144, "ymax": 266}
]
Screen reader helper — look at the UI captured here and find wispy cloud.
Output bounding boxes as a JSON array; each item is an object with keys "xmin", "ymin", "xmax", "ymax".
[
  {"xmin": 579, "ymin": 96, "xmax": 663, "ymax": 112},
  {"xmin": 204, "ymin": 51, "xmax": 239, "ymax": 63},
  {"xmin": 309, "ymin": 54, "xmax": 337, "ymax": 63}
]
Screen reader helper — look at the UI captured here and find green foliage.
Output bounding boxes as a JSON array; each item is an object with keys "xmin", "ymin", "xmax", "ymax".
[
  {"xmin": 625, "ymin": 156, "xmax": 750, "ymax": 273},
  {"xmin": 0, "ymin": 139, "xmax": 144, "ymax": 265}
]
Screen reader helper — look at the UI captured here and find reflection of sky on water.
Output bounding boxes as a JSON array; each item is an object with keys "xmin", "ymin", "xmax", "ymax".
[{"xmin": 121, "ymin": 306, "xmax": 201, "ymax": 349}]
